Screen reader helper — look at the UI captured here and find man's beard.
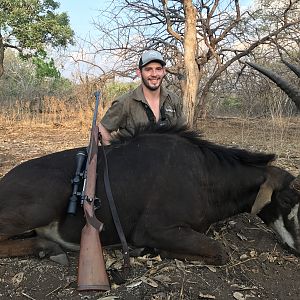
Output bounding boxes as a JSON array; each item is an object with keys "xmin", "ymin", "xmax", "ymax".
[{"xmin": 141, "ymin": 75, "xmax": 163, "ymax": 91}]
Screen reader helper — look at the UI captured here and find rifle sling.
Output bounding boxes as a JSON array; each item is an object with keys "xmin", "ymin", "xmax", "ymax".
[{"xmin": 102, "ymin": 144, "xmax": 131, "ymax": 271}]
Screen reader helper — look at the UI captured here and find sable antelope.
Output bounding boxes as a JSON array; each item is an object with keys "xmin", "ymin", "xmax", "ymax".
[{"xmin": 0, "ymin": 126, "xmax": 299, "ymax": 265}]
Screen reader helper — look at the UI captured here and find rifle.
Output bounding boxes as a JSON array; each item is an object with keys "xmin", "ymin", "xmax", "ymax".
[{"xmin": 77, "ymin": 91, "xmax": 110, "ymax": 291}]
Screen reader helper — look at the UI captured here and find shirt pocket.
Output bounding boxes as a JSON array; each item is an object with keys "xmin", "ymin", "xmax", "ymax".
[{"xmin": 164, "ymin": 104, "xmax": 177, "ymax": 124}]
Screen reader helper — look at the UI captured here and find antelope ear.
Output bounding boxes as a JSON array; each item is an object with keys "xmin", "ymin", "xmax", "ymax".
[{"xmin": 251, "ymin": 181, "xmax": 273, "ymax": 214}]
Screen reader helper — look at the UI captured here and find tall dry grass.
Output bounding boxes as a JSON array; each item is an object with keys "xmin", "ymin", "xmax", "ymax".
[
  {"xmin": 1, "ymin": 95, "xmax": 298, "ymax": 151},
  {"xmin": 0, "ymin": 96, "xmax": 109, "ymax": 132}
]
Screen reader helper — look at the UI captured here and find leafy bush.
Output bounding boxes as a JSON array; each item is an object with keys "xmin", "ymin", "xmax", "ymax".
[
  {"xmin": 222, "ymin": 96, "xmax": 242, "ymax": 109},
  {"xmin": 103, "ymin": 82, "xmax": 138, "ymax": 103}
]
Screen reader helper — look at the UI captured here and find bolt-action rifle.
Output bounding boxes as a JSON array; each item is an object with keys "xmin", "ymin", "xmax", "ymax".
[{"xmin": 77, "ymin": 91, "xmax": 110, "ymax": 291}]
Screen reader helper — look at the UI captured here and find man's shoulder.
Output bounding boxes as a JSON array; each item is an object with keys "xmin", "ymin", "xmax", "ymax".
[
  {"xmin": 114, "ymin": 86, "xmax": 140, "ymax": 104},
  {"xmin": 114, "ymin": 91, "xmax": 133, "ymax": 103}
]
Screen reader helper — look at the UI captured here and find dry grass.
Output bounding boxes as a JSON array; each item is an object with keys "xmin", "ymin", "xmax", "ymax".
[
  {"xmin": 0, "ymin": 97, "xmax": 299, "ymax": 175},
  {"xmin": 0, "ymin": 97, "xmax": 111, "ymax": 177},
  {"xmin": 0, "ymin": 96, "xmax": 110, "ymax": 133},
  {"xmin": 199, "ymin": 116, "xmax": 300, "ymax": 175}
]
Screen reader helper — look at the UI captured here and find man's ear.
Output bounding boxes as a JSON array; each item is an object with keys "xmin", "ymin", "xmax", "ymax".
[{"xmin": 136, "ymin": 68, "xmax": 142, "ymax": 78}]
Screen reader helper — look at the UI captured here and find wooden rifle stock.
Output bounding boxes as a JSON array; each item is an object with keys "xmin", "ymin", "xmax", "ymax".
[{"xmin": 77, "ymin": 91, "xmax": 110, "ymax": 291}]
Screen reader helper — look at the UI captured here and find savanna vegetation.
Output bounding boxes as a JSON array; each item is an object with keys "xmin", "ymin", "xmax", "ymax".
[{"xmin": 0, "ymin": 0, "xmax": 299, "ymax": 131}]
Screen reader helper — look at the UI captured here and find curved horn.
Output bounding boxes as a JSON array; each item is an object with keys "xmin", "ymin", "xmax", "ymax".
[
  {"xmin": 253, "ymin": 171, "xmax": 300, "ymax": 214},
  {"xmin": 281, "ymin": 58, "xmax": 300, "ymax": 78},
  {"xmin": 251, "ymin": 181, "xmax": 273, "ymax": 214},
  {"xmin": 246, "ymin": 61, "xmax": 300, "ymax": 110},
  {"xmin": 251, "ymin": 167, "xmax": 288, "ymax": 214},
  {"xmin": 290, "ymin": 174, "xmax": 300, "ymax": 193}
]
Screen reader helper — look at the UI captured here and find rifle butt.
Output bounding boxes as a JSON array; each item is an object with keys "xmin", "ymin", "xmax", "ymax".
[{"xmin": 77, "ymin": 224, "xmax": 110, "ymax": 291}]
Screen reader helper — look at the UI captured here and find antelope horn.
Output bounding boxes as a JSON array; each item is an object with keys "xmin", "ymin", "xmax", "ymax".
[
  {"xmin": 251, "ymin": 181, "xmax": 273, "ymax": 214},
  {"xmin": 246, "ymin": 61, "xmax": 300, "ymax": 110},
  {"xmin": 290, "ymin": 174, "xmax": 300, "ymax": 193},
  {"xmin": 251, "ymin": 167, "xmax": 287, "ymax": 215},
  {"xmin": 281, "ymin": 58, "xmax": 300, "ymax": 78}
]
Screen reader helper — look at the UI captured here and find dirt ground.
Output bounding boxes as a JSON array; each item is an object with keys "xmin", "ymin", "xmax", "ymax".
[{"xmin": 0, "ymin": 117, "xmax": 299, "ymax": 300}]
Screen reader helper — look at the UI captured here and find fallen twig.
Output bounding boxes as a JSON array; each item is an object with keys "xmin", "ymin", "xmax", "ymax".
[
  {"xmin": 226, "ymin": 257, "xmax": 257, "ymax": 269},
  {"xmin": 46, "ymin": 281, "xmax": 72, "ymax": 297},
  {"xmin": 21, "ymin": 292, "xmax": 36, "ymax": 300}
]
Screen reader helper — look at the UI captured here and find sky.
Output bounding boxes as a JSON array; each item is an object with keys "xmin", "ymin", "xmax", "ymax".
[
  {"xmin": 57, "ymin": 1, "xmax": 113, "ymax": 79},
  {"xmin": 58, "ymin": 0, "xmax": 253, "ymax": 39},
  {"xmin": 56, "ymin": 0, "xmax": 253, "ymax": 79},
  {"xmin": 58, "ymin": 1, "xmax": 111, "ymax": 39}
]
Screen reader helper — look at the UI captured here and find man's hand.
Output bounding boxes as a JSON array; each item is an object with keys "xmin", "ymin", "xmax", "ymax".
[{"xmin": 98, "ymin": 123, "xmax": 112, "ymax": 145}]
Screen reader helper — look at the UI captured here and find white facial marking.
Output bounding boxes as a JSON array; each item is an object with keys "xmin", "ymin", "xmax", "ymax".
[
  {"xmin": 288, "ymin": 204, "xmax": 299, "ymax": 230},
  {"xmin": 271, "ymin": 215, "xmax": 295, "ymax": 250}
]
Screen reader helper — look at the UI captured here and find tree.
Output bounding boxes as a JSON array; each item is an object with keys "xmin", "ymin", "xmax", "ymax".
[
  {"xmin": 32, "ymin": 51, "xmax": 61, "ymax": 79},
  {"xmin": 0, "ymin": 0, "xmax": 74, "ymax": 78},
  {"xmin": 0, "ymin": 50, "xmax": 73, "ymax": 107},
  {"xmin": 79, "ymin": 0, "xmax": 300, "ymax": 125}
]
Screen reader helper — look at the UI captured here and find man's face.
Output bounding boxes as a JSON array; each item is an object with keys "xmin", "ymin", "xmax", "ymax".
[{"xmin": 137, "ymin": 62, "xmax": 166, "ymax": 91}]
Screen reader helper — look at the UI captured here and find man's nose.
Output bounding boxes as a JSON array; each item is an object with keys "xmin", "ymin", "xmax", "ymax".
[{"xmin": 150, "ymin": 69, "xmax": 158, "ymax": 76}]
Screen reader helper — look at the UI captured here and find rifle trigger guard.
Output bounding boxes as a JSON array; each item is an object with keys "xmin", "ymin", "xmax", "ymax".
[{"xmin": 94, "ymin": 197, "xmax": 101, "ymax": 210}]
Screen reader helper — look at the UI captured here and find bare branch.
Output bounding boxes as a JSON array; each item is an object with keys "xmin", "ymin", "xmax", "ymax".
[{"xmin": 161, "ymin": 0, "xmax": 183, "ymax": 41}]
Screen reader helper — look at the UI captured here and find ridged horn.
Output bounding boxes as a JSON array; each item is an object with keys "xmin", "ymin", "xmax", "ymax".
[
  {"xmin": 251, "ymin": 167, "xmax": 289, "ymax": 214},
  {"xmin": 251, "ymin": 181, "xmax": 273, "ymax": 214},
  {"xmin": 281, "ymin": 58, "xmax": 300, "ymax": 78},
  {"xmin": 246, "ymin": 61, "xmax": 300, "ymax": 110}
]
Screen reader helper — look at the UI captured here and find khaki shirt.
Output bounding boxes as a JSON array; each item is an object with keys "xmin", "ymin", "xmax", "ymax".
[{"xmin": 101, "ymin": 85, "xmax": 184, "ymax": 137}]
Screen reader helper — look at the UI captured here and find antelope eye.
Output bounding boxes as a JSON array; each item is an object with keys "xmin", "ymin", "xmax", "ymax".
[{"xmin": 278, "ymin": 190, "xmax": 296, "ymax": 209}]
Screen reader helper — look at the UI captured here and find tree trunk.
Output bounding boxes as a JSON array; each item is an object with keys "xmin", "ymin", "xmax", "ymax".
[
  {"xmin": 182, "ymin": 0, "xmax": 200, "ymax": 127},
  {"xmin": 196, "ymin": 88, "xmax": 209, "ymax": 121},
  {"xmin": 0, "ymin": 34, "xmax": 4, "ymax": 78}
]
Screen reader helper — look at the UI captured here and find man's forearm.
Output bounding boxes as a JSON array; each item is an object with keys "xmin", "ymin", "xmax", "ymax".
[{"xmin": 99, "ymin": 123, "xmax": 112, "ymax": 145}]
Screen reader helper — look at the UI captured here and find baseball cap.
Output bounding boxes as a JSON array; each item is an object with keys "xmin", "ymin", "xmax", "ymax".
[{"xmin": 138, "ymin": 50, "xmax": 166, "ymax": 68}]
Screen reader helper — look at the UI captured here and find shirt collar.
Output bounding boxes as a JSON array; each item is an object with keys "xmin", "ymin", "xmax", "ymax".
[{"xmin": 132, "ymin": 85, "xmax": 169, "ymax": 105}]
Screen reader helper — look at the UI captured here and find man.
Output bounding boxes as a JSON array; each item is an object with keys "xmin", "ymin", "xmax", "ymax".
[{"xmin": 99, "ymin": 50, "xmax": 185, "ymax": 145}]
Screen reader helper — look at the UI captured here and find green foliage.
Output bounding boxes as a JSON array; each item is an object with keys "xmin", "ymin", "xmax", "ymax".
[
  {"xmin": 32, "ymin": 53, "xmax": 61, "ymax": 79},
  {"xmin": 0, "ymin": 50, "xmax": 73, "ymax": 103},
  {"xmin": 0, "ymin": 0, "xmax": 74, "ymax": 76},
  {"xmin": 222, "ymin": 96, "xmax": 241, "ymax": 109},
  {"xmin": 0, "ymin": 0, "xmax": 74, "ymax": 48},
  {"xmin": 103, "ymin": 82, "xmax": 138, "ymax": 102}
]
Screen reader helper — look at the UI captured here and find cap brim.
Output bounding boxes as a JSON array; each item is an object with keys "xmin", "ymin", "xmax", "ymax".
[{"xmin": 140, "ymin": 59, "xmax": 166, "ymax": 68}]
